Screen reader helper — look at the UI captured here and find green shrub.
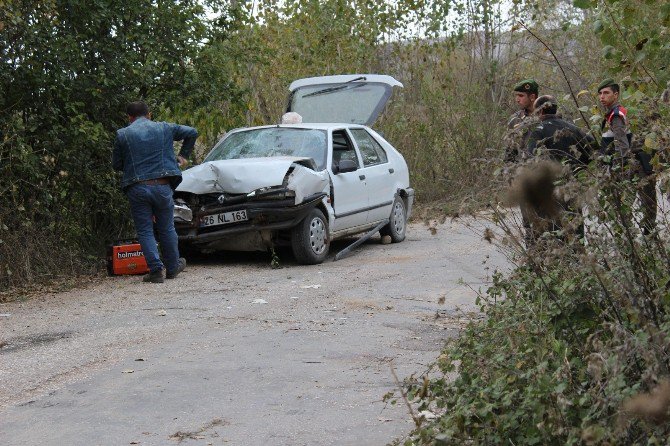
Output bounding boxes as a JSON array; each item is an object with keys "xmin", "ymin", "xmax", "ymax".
[{"xmin": 402, "ymin": 153, "xmax": 670, "ymax": 444}]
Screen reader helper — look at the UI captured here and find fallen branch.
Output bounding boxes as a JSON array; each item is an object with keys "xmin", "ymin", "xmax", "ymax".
[{"xmin": 390, "ymin": 360, "xmax": 422, "ymax": 428}]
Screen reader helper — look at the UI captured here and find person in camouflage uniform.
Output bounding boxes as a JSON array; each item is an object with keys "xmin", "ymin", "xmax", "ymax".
[
  {"xmin": 598, "ymin": 78, "xmax": 657, "ymax": 234},
  {"xmin": 504, "ymin": 79, "xmax": 539, "ymax": 247},
  {"xmin": 504, "ymin": 79, "xmax": 539, "ymax": 163}
]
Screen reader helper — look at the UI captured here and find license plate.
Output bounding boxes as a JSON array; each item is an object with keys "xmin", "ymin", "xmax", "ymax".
[{"xmin": 200, "ymin": 210, "xmax": 248, "ymax": 227}]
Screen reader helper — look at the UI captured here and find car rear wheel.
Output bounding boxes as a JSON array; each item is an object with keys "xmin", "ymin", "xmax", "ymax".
[
  {"xmin": 380, "ymin": 196, "xmax": 406, "ymax": 242},
  {"xmin": 291, "ymin": 208, "xmax": 329, "ymax": 264}
]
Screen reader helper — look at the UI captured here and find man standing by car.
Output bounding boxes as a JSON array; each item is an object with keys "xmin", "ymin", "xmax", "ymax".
[
  {"xmin": 113, "ymin": 101, "xmax": 198, "ymax": 283},
  {"xmin": 598, "ymin": 78, "xmax": 656, "ymax": 234}
]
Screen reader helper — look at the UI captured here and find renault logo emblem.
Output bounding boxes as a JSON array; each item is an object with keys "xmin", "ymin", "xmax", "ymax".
[{"xmin": 217, "ymin": 194, "xmax": 225, "ymax": 204}]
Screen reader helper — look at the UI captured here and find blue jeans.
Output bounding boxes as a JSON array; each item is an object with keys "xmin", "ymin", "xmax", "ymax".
[{"xmin": 126, "ymin": 183, "xmax": 179, "ymax": 273}]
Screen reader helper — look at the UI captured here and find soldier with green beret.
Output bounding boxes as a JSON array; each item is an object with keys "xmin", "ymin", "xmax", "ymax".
[
  {"xmin": 504, "ymin": 79, "xmax": 539, "ymax": 162},
  {"xmin": 598, "ymin": 78, "xmax": 657, "ymax": 234},
  {"xmin": 503, "ymin": 78, "xmax": 540, "ymax": 247},
  {"xmin": 514, "ymin": 79, "xmax": 540, "ymax": 96},
  {"xmin": 598, "ymin": 78, "xmax": 631, "ymax": 161}
]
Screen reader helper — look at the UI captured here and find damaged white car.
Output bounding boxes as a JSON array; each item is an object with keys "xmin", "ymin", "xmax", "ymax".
[{"xmin": 174, "ymin": 74, "xmax": 414, "ymax": 264}]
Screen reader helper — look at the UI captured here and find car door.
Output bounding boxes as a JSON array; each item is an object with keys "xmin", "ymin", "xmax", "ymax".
[
  {"xmin": 348, "ymin": 127, "xmax": 395, "ymax": 223},
  {"xmin": 329, "ymin": 129, "xmax": 369, "ymax": 232}
]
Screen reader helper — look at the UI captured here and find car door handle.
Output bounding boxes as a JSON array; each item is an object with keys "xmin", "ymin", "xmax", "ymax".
[
  {"xmin": 359, "ymin": 175, "xmax": 366, "ymax": 180},
  {"xmin": 388, "ymin": 168, "xmax": 394, "ymax": 174}
]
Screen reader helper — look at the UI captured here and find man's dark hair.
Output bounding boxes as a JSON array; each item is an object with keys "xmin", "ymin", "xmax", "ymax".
[
  {"xmin": 534, "ymin": 95, "xmax": 558, "ymax": 115},
  {"xmin": 608, "ymin": 84, "xmax": 620, "ymax": 93},
  {"xmin": 126, "ymin": 101, "xmax": 149, "ymax": 118}
]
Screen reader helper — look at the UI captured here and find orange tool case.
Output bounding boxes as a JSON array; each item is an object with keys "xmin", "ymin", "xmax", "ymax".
[{"xmin": 107, "ymin": 241, "xmax": 149, "ymax": 275}]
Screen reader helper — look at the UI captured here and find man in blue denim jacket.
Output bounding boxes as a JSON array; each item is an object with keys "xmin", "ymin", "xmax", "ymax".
[{"xmin": 113, "ymin": 101, "xmax": 198, "ymax": 283}]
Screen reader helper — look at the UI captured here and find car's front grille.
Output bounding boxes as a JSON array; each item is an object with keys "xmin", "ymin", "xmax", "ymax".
[{"xmin": 198, "ymin": 193, "xmax": 248, "ymax": 208}]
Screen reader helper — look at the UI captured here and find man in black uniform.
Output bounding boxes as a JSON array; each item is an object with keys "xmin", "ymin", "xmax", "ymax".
[
  {"xmin": 598, "ymin": 78, "xmax": 656, "ymax": 234},
  {"xmin": 523, "ymin": 95, "xmax": 595, "ymax": 241},
  {"xmin": 527, "ymin": 95, "xmax": 593, "ymax": 167}
]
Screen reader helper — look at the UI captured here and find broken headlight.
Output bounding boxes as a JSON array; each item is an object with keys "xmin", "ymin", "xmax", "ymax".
[
  {"xmin": 174, "ymin": 199, "xmax": 193, "ymax": 222},
  {"xmin": 246, "ymin": 186, "xmax": 295, "ymax": 200}
]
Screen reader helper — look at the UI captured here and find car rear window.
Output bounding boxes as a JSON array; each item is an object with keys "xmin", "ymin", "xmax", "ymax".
[{"xmin": 290, "ymin": 82, "xmax": 393, "ymax": 125}]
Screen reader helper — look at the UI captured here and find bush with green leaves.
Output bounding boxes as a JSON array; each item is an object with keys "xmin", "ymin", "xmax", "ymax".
[
  {"xmin": 0, "ymin": 0, "xmax": 247, "ymax": 291},
  {"xmin": 400, "ymin": 149, "xmax": 670, "ymax": 445}
]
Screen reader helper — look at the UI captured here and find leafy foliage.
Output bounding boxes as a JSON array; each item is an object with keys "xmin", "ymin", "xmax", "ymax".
[
  {"xmin": 0, "ymin": 0, "xmax": 238, "ymax": 288},
  {"xmin": 394, "ymin": 0, "xmax": 670, "ymax": 442},
  {"xmin": 1, "ymin": 0, "xmax": 517, "ymax": 292},
  {"xmin": 403, "ymin": 162, "xmax": 670, "ymax": 444}
]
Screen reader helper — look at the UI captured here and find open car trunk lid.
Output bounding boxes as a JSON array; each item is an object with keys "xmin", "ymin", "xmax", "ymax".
[{"xmin": 287, "ymin": 74, "xmax": 403, "ymax": 126}]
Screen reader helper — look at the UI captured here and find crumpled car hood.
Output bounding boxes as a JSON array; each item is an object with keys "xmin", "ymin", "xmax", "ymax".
[{"xmin": 177, "ymin": 156, "xmax": 329, "ymax": 204}]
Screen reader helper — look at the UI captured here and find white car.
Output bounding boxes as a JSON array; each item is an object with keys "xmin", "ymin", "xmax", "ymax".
[{"xmin": 174, "ymin": 74, "xmax": 414, "ymax": 264}]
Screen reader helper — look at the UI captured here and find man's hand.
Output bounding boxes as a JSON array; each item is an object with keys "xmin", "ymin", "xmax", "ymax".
[{"xmin": 177, "ymin": 155, "xmax": 188, "ymax": 168}]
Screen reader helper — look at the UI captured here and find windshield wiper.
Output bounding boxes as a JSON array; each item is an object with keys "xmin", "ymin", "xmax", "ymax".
[{"xmin": 301, "ymin": 76, "xmax": 367, "ymax": 98}]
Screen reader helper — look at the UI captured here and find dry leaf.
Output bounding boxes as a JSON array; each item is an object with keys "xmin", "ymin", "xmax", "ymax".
[{"xmin": 623, "ymin": 379, "xmax": 670, "ymax": 423}]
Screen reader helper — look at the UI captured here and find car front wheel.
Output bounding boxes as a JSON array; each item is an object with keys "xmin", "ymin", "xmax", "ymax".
[
  {"xmin": 380, "ymin": 196, "xmax": 406, "ymax": 242},
  {"xmin": 291, "ymin": 208, "xmax": 330, "ymax": 264}
]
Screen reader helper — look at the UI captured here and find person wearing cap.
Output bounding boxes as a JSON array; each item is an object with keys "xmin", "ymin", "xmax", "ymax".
[
  {"xmin": 113, "ymin": 101, "xmax": 198, "ymax": 283},
  {"xmin": 504, "ymin": 79, "xmax": 540, "ymax": 163},
  {"xmin": 508, "ymin": 79, "xmax": 540, "ymax": 130},
  {"xmin": 503, "ymin": 79, "xmax": 539, "ymax": 246},
  {"xmin": 598, "ymin": 78, "xmax": 656, "ymax": 234},
  {"xmin": 503, "ymin": 78, "xmax": 540, "ymax": 160},
  {"xmin": 598, "ymin": 79, "xmax": 632, "ymax": 161},
  {"xmin": 522, "ymin": 95, "xmax": 596, "ymax": 241}
]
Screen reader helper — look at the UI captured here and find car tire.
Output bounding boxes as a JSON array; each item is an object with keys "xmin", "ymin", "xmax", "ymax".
[
  {"xmin": 291, "ymin": 208, "xmax": 330, "ymax": 265},
  {"xmin": 380, "ymin": 196, "xmax": 407, "ymax": 243}
]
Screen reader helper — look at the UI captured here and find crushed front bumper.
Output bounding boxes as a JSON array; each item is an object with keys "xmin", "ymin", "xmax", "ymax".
[{"xmin": 176, "ymin": 193, "xmax": 326, "ymax": 245}]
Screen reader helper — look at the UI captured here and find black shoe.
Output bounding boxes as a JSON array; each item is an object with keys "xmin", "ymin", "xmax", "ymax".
[
  {"xmin": 166, "ymin": 258, "xmax": 186, "ymax": 279},
  {"xmin": 143, "ymin": 270, "xmax": 164, "ymax": 283}
]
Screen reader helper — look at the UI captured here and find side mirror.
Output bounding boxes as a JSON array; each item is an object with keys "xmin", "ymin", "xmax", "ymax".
[{"xmin": 335, "ymin": 159, "xmax": 358, "ymax": 174}]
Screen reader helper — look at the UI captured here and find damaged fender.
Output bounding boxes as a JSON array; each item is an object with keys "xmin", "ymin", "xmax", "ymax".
[{"xmin": 285, "ymin": 165, "xmax": 329, "ymax": 204}]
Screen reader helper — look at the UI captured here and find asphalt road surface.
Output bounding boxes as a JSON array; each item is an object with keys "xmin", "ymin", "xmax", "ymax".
[{"xmin": 0, "ymin": 219, "xmax": 507, "ymax": 446}]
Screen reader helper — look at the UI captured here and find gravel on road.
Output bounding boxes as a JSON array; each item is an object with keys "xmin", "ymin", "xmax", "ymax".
[{"xmin": 0, "ymin": 219, "xmax": 507, "ymax": 446}]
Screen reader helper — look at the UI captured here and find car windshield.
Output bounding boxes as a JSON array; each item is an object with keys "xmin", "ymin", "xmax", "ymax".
[{"xmin": 204, "ymin": 128, "xmax": 328, "ymax": 170}]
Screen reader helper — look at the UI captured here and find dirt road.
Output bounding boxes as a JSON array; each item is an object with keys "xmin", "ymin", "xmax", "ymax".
[{"xmin": 0, "ymin": 219, "xmax": 507, "ymax": 446}]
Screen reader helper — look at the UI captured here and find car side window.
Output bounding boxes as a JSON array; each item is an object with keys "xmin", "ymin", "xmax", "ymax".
[
  {"xmin": 349, "ymin": 128, "xmax": 388, "ymax": 166},
  {"xmin": 331, "ymin": 130, "xmax": 360, "ymax": 171}
]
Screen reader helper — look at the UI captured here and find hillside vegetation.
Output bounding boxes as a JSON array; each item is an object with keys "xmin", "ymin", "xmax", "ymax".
[{"xmin": 1, "ymin": 0, "xmax": 603, "ymax": 289}]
